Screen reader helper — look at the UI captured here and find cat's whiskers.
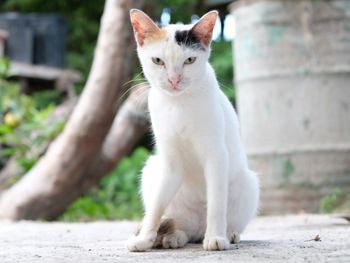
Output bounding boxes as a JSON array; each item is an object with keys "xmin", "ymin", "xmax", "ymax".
[
  {"xmin": 122, "ymin": 78, "xmax": 148, "ymax": 87},
  {"xmin": 132, "ymin": 86, "xmax": 150, "ymax": 110},
  {"xmin": 116, "ymin": 81, "xmax": 150, "ymax": 109},
  {"xmin": 122, "ymin": 73, "xmax": 147, "ymax": 87}
]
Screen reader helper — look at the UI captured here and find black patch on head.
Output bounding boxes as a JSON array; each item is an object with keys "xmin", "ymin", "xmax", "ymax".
[{"xmin": 174, "ymin": 30, "xmax": 205, "ymax": 51}]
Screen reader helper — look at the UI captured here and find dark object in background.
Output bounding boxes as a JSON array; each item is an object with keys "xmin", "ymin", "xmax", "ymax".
[
  {"xmin": 0, "ymin": 13, "xmax": 33, "ymax": 64},
  {"xmin": 29, "ymin": 14, "xmax": 67, "ymax": 68},
  {"xmin": 0, "ymin": 13, "xmax": 66, "ymax": 68}
]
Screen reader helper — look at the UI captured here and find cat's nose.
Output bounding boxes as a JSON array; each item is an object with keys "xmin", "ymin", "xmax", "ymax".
[{"xmin": 168, "ymin": 75, "xmax": 181, "ymax": 89}]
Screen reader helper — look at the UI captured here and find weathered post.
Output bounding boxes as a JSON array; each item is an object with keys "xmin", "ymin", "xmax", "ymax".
[{"xmin": 232, "ymin": 0, "xmax": 350, "ymax": 213}]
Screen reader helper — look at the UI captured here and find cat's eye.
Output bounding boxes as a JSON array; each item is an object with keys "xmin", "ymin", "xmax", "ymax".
[
  {"xmin": 152, "ymin": 57, "xmax": 165, "ymax": 65},
  {"xmin": 184, "ymin": 57, "xmax": 196, "ymax": 65}
]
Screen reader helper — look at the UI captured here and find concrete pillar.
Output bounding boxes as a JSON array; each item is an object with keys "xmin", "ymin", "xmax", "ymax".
[{"xmin": 232, "ymin": 0, "xmax": 350, "ymax": 213}]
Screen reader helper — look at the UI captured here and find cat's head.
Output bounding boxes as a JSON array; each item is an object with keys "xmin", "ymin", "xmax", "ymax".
[{"xmin": 130, "ymin": 9, "xmax": 218, "ymax": 95}]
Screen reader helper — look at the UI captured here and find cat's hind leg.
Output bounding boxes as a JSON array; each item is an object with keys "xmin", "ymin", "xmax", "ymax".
[
  {"xmin": 153, "ymin": 218, "xmax": 188, "ymax": 249},
  {"xmin": 162, "ymin": 230, "xmax": 188, "ymax": 249},
  {"xmin": 227, "ymin": 169, "xmax": 259, "ymax": 243},
  {"xmin": 135, "ymin": 218, "xmax": 188, "ymax": 249},
  {"xmin": 127, "ymin": 155, "xmax": 183, "ymax": 252},
  {"xmin": 227, "ymin": 231, "xmax": 240, "ymax": 244}
]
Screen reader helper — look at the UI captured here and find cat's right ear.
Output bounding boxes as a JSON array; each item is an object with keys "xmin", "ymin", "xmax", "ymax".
[
  {"xmin": 190, "ymin": 10, "xmax": 218, "ymax": 47},
  {"xmin": 130, "ymin": 9, "xmax": 161, "ymax": 46}
]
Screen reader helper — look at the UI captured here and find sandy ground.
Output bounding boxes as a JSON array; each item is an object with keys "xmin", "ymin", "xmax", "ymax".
[{"xmin": 0, "ymin": 214, "xmax": 349, "ymax": 263}]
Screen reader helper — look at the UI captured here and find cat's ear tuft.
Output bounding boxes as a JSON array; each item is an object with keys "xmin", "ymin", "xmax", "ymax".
[
  {"xmin": 130, "ymin": 9, "xmax": 161, "ymax": 46},
  {"xmin": 190, "ymin": 10, "xmax": 218, "ymax": 47}
]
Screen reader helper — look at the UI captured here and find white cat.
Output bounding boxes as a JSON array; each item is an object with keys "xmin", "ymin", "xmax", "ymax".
[{"xmin": 127, "ymin": 9, "xmax": 259, "ymax": 252}]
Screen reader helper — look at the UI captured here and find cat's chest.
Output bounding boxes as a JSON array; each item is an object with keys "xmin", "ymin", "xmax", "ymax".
[
  {"xmin": 151, "ymin": 103, "xmax": 190, "ymax": 138},
  {"xmin": 148, "ymin": 89, "xmax": 213, "ymax": 142}
]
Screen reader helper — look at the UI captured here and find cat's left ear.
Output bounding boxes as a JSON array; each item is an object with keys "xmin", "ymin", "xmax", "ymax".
[
  {"xmin": 190, "ymin": 10, "xmax": 218, "ymax": 47},
  {"xmin": 130, "ymin": 9, "xmax": 162, "ymax": 46}
]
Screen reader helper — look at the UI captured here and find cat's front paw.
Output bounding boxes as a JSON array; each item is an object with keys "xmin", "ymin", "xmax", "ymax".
[
  {"xmin": 203, "ymin": 236, "xmax": 230, "ymax": 251},
  {"xmin": 127, "ymin": 235, "xmax": 155, "ymax": 252}
]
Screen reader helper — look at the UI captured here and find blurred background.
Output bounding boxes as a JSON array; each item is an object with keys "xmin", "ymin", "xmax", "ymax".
[{"xmin": 0, "ymin": 0, "xmax": 349, "ymax": 222}]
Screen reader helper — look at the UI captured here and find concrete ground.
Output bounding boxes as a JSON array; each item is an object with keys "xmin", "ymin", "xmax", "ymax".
[{"xmin": 0, "ymin": 214, "xmax": 349, "ymax": 263}]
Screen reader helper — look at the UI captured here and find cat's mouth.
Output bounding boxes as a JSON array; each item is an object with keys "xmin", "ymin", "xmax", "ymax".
[{"xmin": 162, "ymin": 86, "xmax": 186, "ymax": 96}]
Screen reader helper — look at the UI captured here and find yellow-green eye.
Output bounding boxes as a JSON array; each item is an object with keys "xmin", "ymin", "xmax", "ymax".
[
  {"xmin": 152, "ymin": 57, "xmax": 165, "ymax": 65},
  {"xmin": 184, "ymin": 57, "xmax": 196, "ymax": 65}
]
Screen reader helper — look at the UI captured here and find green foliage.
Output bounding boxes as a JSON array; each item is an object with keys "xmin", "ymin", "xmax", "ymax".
[
  {"xmin": 60, "ymin": 147, "xmax": 150, "ymax": 221},
  {"xmin": 320, "ymin": 188, "xmax": 350, "ymax": 213},
  {"xmin": 31, "ymin": 90, "xmax": 62, "ymax": 110},
  {"xmin": 0, "ymin": 60, "xmax": 65, "ymax": 174},
  {"xmin": 210, "ymin": 41, "xmax": 235, "ymax": 104}
]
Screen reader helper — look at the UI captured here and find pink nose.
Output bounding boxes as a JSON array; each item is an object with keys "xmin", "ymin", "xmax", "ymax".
[{"xmin": 168, "ymin": 75, "xmax": 181, "ymax": 89}]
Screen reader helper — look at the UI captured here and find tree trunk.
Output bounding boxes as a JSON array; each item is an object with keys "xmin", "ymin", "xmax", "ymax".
[{"xmin": 0, "ymin": 0, "xmax": 145, "ymax": 220}]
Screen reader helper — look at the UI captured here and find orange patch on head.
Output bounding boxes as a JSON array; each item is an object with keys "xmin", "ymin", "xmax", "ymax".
[{"xmin": 143, "ymin": 28, "xmax": 167, "ymax": 45}]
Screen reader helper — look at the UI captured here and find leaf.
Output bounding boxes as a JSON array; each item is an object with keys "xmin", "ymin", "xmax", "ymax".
[
  {"xmin": 0, "ymin": 124, "xmax": 13, "ymax": 135},
  {"xmin": 0, "ymin": 57, "xmax": 10, "ymax": 78}
]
